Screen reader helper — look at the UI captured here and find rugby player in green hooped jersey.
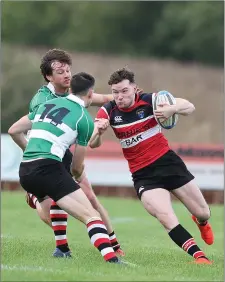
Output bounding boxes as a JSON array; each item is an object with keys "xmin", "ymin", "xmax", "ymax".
[
  {"xmin": 8, "ymin": 49, "xmax": 125, "ymax": 258},
  {"xmin": 8, "ymin": 72, "xmax": 125, "ymax": 264}
]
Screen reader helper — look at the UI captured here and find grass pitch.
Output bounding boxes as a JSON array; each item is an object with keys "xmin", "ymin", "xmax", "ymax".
[{"xmin": 1, "ymin": 191, "xmax": 224, "ymax": 281}]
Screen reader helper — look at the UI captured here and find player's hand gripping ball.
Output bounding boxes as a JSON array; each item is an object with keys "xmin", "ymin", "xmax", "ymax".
[{"xmin": 152, "ymin": 90, "xmax": 178, "ymax": 129}]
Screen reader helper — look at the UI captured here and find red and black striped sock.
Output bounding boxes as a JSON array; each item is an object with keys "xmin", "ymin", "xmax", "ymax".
[
  {"xmin": 27, "ymin": 193, "xmax": 38, "ymax": 208},
  {"xmin": 109, "ymin": 231, "xmax": 121, "ymax": 251},
  {"xmin": 30, "ymin": 194, "xmax": 38, "ymax": 206},
  {"xmin": 87, "ymin": 218, "xmax": 118, "ymax": 262},
  {"xmin": 50, "ymin": 200, "xmax": 70, "ymax": 253},
  {"xmin": 168, "ymin": 224, "xmax": 208, "ymax": 260}
]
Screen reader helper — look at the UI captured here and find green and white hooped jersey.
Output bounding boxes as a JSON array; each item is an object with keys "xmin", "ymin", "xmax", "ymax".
[
  {"xmin": 23, "ymin": 94, "xmax": 94, "ymax": 162},
  {"xmin": 29, "ymin": 82, "xmax": 69, "ymax": 115}
]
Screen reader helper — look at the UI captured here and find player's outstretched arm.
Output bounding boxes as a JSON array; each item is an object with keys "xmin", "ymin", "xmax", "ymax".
[
  {"xmin": 154, "ymin": 98, "xmax": 195, "ymax": 119},
  {"xmin": 89, "ymin": 119, "xmax": 109, "ymax": 148},
  {"xmin": 71, "ymin": 113, "xmax": 93, "ymax": 182},
  {"xmin": 91, "ymin": 93, "xmax": 113, "ymax": 106},
  {"xmin": 91, "ymin": 87, "xmax": 143, "ymax": 107},
  {"xmin": 89, "ymin": 128, "xmax": 103, "ymax": 148},
  {"xmin": 8, "ymin": 115, "xmax": 32, "ymax": 151},
  {"xmin": 175, "ymin": 98, "xmax": 195, "ymax": 116}
]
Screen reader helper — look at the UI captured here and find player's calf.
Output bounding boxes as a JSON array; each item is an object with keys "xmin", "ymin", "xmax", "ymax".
[
  {"xmin": 169, "ymin": 224, "xmax": 211, "ymax": 262},
  {"xmin": 79, "ymin": 176, "xmax": 124, "ymax": 255},
  {"xmin": 87, "ymin": 217, "xmax": 119, "ymax": 262},
  {"xmin": 50, "ymin": 200, "xmax": 70, "ymax": 253},
  {"xmin": 56, "ymin": 190, "xmax": 119, "ymax": 263},
  {"xmin": 141, "ymin": 190, "xmax": 211, "ymax": 262},
  {"xmin": 26, "ymin": 193, "xmax": 52, "ymax": 226}
]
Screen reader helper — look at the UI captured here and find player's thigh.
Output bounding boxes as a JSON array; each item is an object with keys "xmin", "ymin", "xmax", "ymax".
[
  {"xmin": 171, "ymin": 179, "xmax": 210, "ymax": 220},
  {"xmin": 47, "ymin": 166, "xmax": 99, "ymax": 223},
  {"xmin": 19, "ymin": 162, "xmax": 50, "ymax": 200},
  {"xmin": 56, "ymin": 189, "xmax": 99, "ymax": 223},
  {"xmin": 141, "ymin": 188, "xmax": 179, "ymax": 230}
]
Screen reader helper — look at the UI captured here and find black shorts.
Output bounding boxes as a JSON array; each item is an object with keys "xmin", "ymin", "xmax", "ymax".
[
  {"xmin": 35, "ymin": 149, "xmax": 73, "ymax": 203},
  {"xmin": 19, "ymin": 158, "xmax": 80, "ymax": 202},
  {"xmin": 132, "ymin": 150, "xmax": 194, "ymax": 200},
  {"xmin": 62, "ymin": 149, "xmax": 73, "ymax": 175}
]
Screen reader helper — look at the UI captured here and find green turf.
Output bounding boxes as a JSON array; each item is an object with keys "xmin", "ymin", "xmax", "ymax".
[{"xmin": 1, "ymin": 191, "xmax": 224, "ymax": 281}]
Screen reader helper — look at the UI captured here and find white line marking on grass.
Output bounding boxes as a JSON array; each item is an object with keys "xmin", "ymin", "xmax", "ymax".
[
  {"xmin": 121, "ymin": 260, "xmax": 139, "ymax": 268},
  {"xmin": 1, "ymin": 264, "xmax": 61, "ymax": 273},
  {"xmin": 1, "ymin": 234, "xmax": 14, "ymax": 239}
]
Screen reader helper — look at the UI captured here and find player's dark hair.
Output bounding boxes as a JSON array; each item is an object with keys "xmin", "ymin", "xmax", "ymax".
[
  {"xmin": 108, "ymin": 68, "xmax": 135, "ymax": 85},
  {"xmin": 70, "ymin": 72, "xmax": 95, "ymax": 96},
  {"xmin": 40, "ymin": 49, "xmax": 72, "ymax": 82}
]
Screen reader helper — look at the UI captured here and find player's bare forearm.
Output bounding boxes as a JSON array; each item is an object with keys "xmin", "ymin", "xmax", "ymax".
[
  {"xmin": 89, "ymin": 120, "xmax": 108, "ymax": 148},
  {"xmin": 8, "ymin": 115, "xmax": 32, "ymax": 151},
  {"xmin": 175, "ymin": 98, "xmax": 195, "ymax": 116},
  {"xmin": 89, "ymin": 133, "xmax": 102, "ymax": 148},
  {"xmin": 72, "ymin": 166, "xmax": 85, "ymax": 183},
  {"xmin": 71, "ymin": 144, "xmax": 86, "ymax": 180},
  {"xmin": 91, "ymin": 93, "xmax": 113, "ymax": 106},
  {"xmin": 10, "ymin": 133, "xmax": 27, "ymax": 151}
]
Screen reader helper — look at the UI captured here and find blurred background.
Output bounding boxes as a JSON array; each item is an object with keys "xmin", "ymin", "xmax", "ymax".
[{"xmin": 1, "ymin": 1, "xmax": 224, "ymax": 203}]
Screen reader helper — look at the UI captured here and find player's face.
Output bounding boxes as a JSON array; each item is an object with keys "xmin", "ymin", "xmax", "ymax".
[
  {"xmin": 47, "ymin": 61, "xmax": 71, "ymax": 90},
  {"xmin": 111, "ymin": 79, "xmax": 136, "ymax": 108}
]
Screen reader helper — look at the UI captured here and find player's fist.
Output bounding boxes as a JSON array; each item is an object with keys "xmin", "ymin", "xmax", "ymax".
[
  {"xmin": 96, "ymin": 119, "xmax": 109, "ymax": 135},
  {"xmin": 154, "ymin": 104, "xmax": 176, "ymax": 119},
  {"xmin": 136, "ymin": 87, "xmax": 144, "ymax": 95}
]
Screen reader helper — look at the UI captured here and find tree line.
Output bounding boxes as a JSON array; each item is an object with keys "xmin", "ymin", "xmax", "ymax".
[{"xmin": 2, "ymin": 1, "xmax": 224, "ymax": 66}]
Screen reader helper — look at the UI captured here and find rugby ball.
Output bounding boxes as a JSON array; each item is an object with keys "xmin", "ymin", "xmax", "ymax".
[{"xmin": 152, "ymin": 90, "xmax": 178, "ymax": 129}]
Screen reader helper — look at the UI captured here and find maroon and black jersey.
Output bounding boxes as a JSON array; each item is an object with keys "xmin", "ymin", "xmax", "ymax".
[{"xmin": 96, "ymin": 93, "xmax": 170, "ymax": 173}]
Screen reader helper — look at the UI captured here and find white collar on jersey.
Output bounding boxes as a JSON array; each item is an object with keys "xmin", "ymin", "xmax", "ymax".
[
  {"xmin": 47, "ymin": 83, "xmax": 85, "ymax": 107},
  {"xmin": 46, "ymin": 82, "xmax": 68, "ymax": 97},
  {"xmin": 46, "ymin": 82, "xmax": 56, "ymax": 95},
  {"xmin": 66, "ymin": 94, "xmax": 85, "ymax": 107}
]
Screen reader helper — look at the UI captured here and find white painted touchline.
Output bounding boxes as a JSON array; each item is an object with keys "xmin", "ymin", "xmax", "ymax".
[
  {"xmin": 1, "ymin": 234, "xmax": 14, "ymax": 239},
  {"xmin": 1, "ymin": 264, "xmax": 62, "ymax": 273}
]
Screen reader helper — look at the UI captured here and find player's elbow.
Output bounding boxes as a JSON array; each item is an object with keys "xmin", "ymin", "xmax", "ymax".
[
  {"xmin": 186, "ymin": 102, "xmax": 195, "ymax": 115},
  {"xmin": 8, "ymin": 125, "xmax": 16, "ymax": 136},
  {"xmin": 71, "ymin": 164, "xmax": 84, "ymax": 178},
  {"xmin": 89, "ymin": 142, "xmax": 99, "ymax": 149},
  {"xmin": 190, "ymin": 103, "xmax": 195, "ymax": 113},
  {"xmin": 179, "ymin": 101, "xmax": 195, "ymax": 116},
  {"xmin": 89, "ymin": 140, "xmax": 101, "ymax": 149}
]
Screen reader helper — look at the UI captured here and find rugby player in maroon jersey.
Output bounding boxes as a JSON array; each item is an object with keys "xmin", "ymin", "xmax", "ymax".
[{"xmin": 90, "ymin": 68, "xmax": 214, "ymax": 265}]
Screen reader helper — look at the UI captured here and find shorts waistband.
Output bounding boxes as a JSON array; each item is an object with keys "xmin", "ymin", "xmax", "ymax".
[{"xmin": 22, "ymin": 158, "xmax": 44, "ymax": 163}]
